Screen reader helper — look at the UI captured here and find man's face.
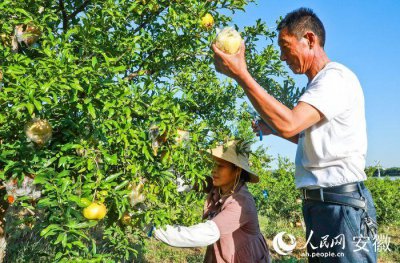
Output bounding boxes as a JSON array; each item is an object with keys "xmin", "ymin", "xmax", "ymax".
[{"xmin": 278, "ymin": 27, "xmax": 313, "ymax": 74}]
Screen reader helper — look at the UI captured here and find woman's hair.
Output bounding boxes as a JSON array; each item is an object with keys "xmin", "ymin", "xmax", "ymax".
[
  {"xmin": 228, "ymin": 162, "xmax": 251, "ymax": 183},
  {"xmin": 239, "ymin": 167, "xmax": 251, "ymax": 183}
]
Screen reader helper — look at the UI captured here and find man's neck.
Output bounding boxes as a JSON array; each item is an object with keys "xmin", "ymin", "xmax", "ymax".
[{"xmin": 306, "ymin": 49, "xmax": 330, "ymax": 82}]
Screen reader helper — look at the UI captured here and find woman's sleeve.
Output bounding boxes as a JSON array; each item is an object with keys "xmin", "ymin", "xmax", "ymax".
[{"xmin": 153, "ymin": 220, "xmax": 220, "ymax": 247}]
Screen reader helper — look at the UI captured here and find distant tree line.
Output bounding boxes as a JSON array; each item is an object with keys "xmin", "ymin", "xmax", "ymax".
[{"xmin": 373, "ymin": 167, "xmax": 400, "ymax": 177}]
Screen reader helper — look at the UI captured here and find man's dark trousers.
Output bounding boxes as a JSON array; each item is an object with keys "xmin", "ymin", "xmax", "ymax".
[{"xmin": 302, "ymin": 184, "xmax": 377, "ymax": 263}]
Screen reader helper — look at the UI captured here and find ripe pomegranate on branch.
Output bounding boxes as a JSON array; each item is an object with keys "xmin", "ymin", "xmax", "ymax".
[
  {"xmin": 13, "ymin": 23, "xmax": 42, "ymax": 50},
  {"xmin": 25, "ymin": 118, "xmax": 52, "ymax": 146}
]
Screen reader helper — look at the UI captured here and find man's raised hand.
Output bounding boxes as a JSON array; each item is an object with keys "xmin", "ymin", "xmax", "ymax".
[{"xmin": 211, "ymin": 41, "xmax": 248, "ymax": 80}]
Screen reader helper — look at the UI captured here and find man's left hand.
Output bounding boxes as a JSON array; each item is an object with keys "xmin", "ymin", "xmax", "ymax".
[{"xmin": 212, "ymin": 41, "xmax": 248, "ymax": 80}]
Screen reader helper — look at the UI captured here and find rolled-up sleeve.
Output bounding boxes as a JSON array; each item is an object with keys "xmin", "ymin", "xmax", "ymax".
[{"xmin": 154, "ymin": 220, "xmax": 220, "ymax": 247}]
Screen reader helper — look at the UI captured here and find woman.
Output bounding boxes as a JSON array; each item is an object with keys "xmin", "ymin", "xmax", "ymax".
[{"xmin": 154, "ymin": 140, "xmax": 270, "ymax": 263}]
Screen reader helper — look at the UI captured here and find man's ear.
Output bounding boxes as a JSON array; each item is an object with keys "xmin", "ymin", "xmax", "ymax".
[{"xmin": 304, "ymin": 31, "xmax": 317, "ymax": 49}]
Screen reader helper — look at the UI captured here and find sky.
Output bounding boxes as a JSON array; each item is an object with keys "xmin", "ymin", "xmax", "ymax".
[{"xmin": 226, "ymin": 0, "xmax": 400, "ymax": 168}]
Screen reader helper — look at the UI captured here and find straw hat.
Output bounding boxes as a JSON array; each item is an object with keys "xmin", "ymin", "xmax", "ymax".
[{"xmin": 208, "ymin": 140, "xmax": 259, "ymax": 183}]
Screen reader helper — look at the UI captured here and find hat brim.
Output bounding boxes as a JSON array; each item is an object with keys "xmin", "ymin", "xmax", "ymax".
[{"xmin": 207, "ymin": 147, "xmax": 259, "ymax": 184}]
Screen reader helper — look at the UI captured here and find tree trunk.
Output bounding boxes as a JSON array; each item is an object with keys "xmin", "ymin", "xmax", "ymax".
[{"xmin": 0, "ymin": 187, "xmax": 8, "ymax": 262}]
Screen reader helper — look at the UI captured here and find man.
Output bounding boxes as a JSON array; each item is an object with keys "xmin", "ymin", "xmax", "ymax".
[{"xmin": 212, "ymin": 7, "xmax": 377, "ymax": 263}]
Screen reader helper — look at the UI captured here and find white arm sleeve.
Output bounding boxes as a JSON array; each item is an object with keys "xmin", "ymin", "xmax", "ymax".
[{"xmin": 153, "ymin": 220, "xmax": 220, "ymax": 247}]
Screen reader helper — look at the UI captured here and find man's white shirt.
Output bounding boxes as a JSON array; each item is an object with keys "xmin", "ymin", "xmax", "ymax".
[{"xmin": 295, "ymin": 62, "xmax": 367, "ymax": 189}]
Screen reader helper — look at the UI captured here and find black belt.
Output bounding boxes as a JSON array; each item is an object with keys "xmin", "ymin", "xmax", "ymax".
[{"xmin": 301, "ymin": 182, "xmax": 367, "ymax": 210}]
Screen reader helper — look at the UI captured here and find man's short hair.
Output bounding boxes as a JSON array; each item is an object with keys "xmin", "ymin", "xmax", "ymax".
[{"xmin": 277, "ymin": 7, "xmax": 326, "ymax": 47}]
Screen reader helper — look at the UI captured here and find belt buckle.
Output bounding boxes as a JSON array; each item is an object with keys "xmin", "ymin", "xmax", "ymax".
[
  {"xmin": 301, "ymin": 188, "xmax": 324, "ymax": 201},
  {"xmin": 301, "ymin": 189, "xmax": 307, "ymax": 200},
  {"xmin": 319, "ymin": 188, "xmax": 324, "ymax": 202}
]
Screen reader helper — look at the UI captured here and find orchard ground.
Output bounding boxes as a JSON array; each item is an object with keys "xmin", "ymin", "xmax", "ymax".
[
  {"xmin": 2, "ymin": 214, "xmax": 399, "ymax": 262},
  {"xmin": 144, "ymin": 215, "xmax": 400, "ymax": 263}
]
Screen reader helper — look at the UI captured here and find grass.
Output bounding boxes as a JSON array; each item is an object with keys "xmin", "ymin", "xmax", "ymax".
[
  {"xmin": 377, "ymin": 224, "xmax": 400, "ymax": 263},
  {"xmin": 142, "ymin": 239, "xmax": 205, "ymax": 263}
]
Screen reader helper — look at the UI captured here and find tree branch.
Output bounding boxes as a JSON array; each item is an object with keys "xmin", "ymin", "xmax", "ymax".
[
  {"xmin": 132, "ymin": 6, "xmax": 168, "ymax": 35},
  {"xmin": 68, "ymin": 0, "xmax": 92, "ymax": 20},
  {"xmin": 59, "ymin": 0, "xmax": 68, "ymax": 31},
  {"xmin": 125, "ymin": 70, "xmax": 153, "ymax": 81}
]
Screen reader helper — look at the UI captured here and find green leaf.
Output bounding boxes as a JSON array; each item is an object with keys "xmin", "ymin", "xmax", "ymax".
[
  {"xmin": 61, "ymin": 143, "xmax": 80, "ymax": 151},
  {"xmin": 92, "ymin": 57, "xmax": 98, "ymax": 68},
  {"xmin": 72, "ymin": 240, "xmax": 87, "ymax": 250},
  {"xmin": 37, "ymin": 198, "xmax": 56, "ymax": 208},
  {"xmin": 104, "ymin": 154, "xmax": 117, "ymax": 165},
  {"xmin": 26, "ymin": 103, "xmax": 34, "ymax": 115},
  {"xmin": 88, "ymin": 103, "xmax": 96, "ymax": 119},
  {"xmin": 40, "ymin": 224, "xmax": 62, "ymax": 237},
  {"xmin": 44, "ymin": 157, "xmax": 58, "ymax": 167},
  {"xmin": 115, "ymin": 180, "xmax": 129, "ymax": 191},
  {"xmin": 33, "ymin": 174, "xmax": 48, "ymax": 184},
  {"xmin": 54, "ymin": 232, "xmax": 67, "ymax": 245},
  {"xmin": 58, "ymin": 157, "xmax": 69, "ymax": 168},
  {"xmin": 67, "ymin": 220, "xmax": 98, "ymax": 229},
  {"xmin": 104, "ymin": 172, "xmax": 123, "ymax": 183},
  {"xmin": 33, "ymin": 99, "xmax": 42, "ymax": 111},
  {"xmin": 61, "ymin": 178, "xmax": 71, "ymax": 193},
  {"xmin": 55, "ymin": 252, "xmax": 64, "ymax": 260},
  {"xmin": 92, "ymin": 238, "xmax": 97, "ymax": 254}
]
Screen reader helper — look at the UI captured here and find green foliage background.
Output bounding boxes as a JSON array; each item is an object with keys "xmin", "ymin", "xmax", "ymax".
[
  {"xmin": 365, "ymin": 178, "xmax": 400, "ymax": 226},
  {"xmin": 0, "ymin": 0, "xmax": 302, "ymax": 261}
]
